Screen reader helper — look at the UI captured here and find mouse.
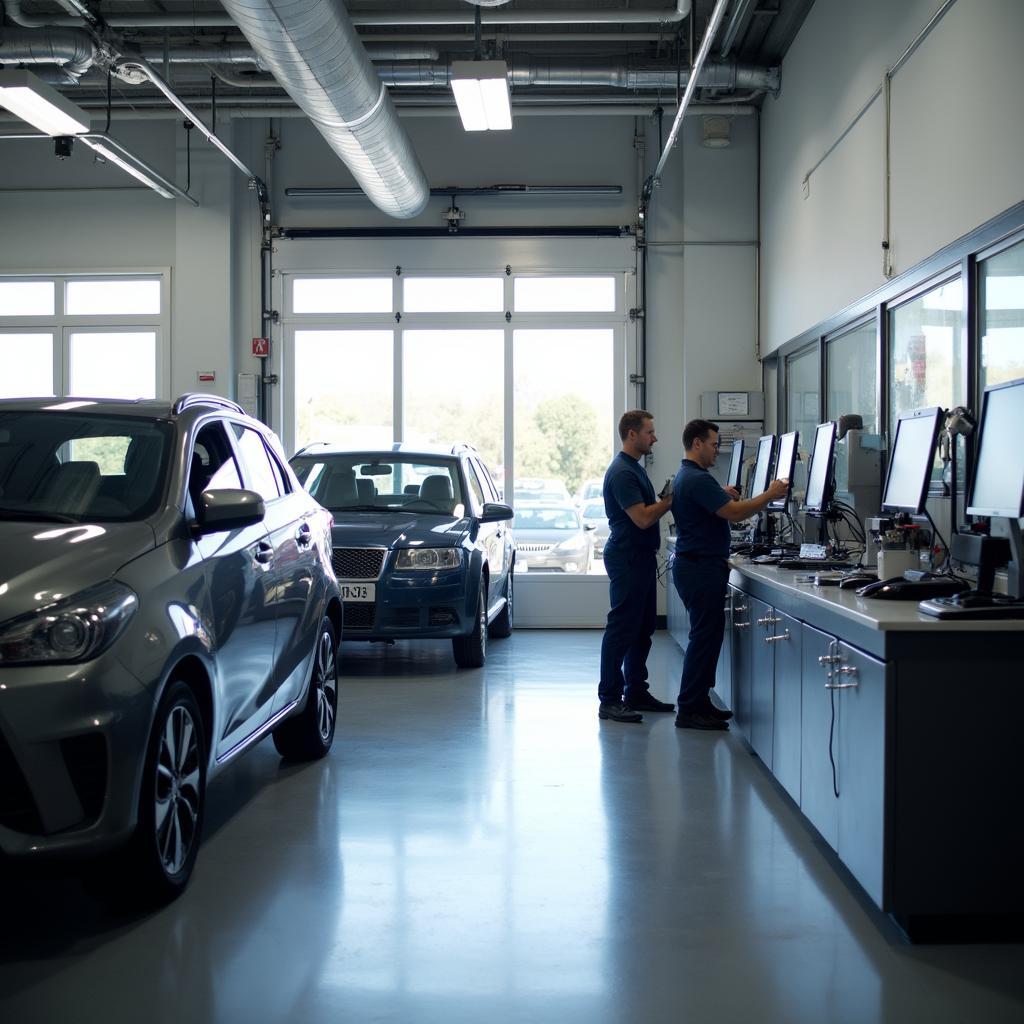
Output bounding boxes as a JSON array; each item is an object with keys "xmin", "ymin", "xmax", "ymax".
[
  {"xmin": 839, "ymin": 573, "xmax": 877, "ymax": 590},
  {"xmin": 856, "ymin": 577, "xmax": 901, "ymax": 597}
]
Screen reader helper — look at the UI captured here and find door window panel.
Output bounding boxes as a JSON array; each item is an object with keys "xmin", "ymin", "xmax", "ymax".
[
  {"xmin": 69, "ymin": 332, "xmax": 157, "ymax": 399},
  {"xmin": 294, "ymin": 330, "xmax": 394, "ymax": 450},
  {"xmin": 0, "ymin": 333, "xmax": 54, "ymax": 397},
  {"xmin": 403, "ymin": 330, "xmax": 503, "ymax": 468},
  {"xmin": 293, "ymin": 277, "xmax": 392, "ymax": 314},
  {"xmin": 403, "ymin": 277, "xmax": 503, "ymax": 313},
  {"xmin": 514, "ymin": 277, "xmax": 616, "ymax": 313},
  {"xmin": 0, "ymin": 281, "xmax": 54, "ymax": 316},
  {"xmin": 66, "ymin": 279, "xmax": 160, "ymax": 315},
  {"xmin": 979, "ymin": 241, "xmax": 1024, "ymax": 391}
]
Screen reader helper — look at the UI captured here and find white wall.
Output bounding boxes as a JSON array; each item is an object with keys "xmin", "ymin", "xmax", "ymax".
[{"xmin": 760, "ymin": 0, "xmax": 1024, "ymax": 354}]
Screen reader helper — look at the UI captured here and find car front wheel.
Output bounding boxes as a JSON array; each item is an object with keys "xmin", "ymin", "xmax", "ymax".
[
  {"xmin": 273, "ymin": 617, "xmax": 338, "ymax": 761},
  {"xmin": 453, "ymin": 578, "xmax": 487, "ymax": 668}
]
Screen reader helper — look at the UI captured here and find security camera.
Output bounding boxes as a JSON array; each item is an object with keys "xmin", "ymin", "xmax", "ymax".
[{"xmin": 54, "ymin": 136, "xmax": 74, "ymax": 160}]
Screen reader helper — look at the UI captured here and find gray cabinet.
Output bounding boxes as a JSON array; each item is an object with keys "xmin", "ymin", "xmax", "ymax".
[
  {"xmin": 770, "ymin": 609, "xmax": 802, "ymax": 802},
  {"xmin": 730, "ymin": 587, "xmax": 753, "ymax": 741},
  {"xmin": 714, "ymin": 586, "xmax": 737, "ymax": 712},
  {"xmin": 749, "ymin": 596, "xmax": 777, "ymax": 764}
]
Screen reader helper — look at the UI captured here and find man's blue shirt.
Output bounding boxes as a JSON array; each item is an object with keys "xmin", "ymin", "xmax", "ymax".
[
  {"xmin": 603, "ymin": 451, "xmax": 659, "ymax": 552},
  {"xmin": 671, "ymin": 458, "xmax": 731, "ymax": 559}
]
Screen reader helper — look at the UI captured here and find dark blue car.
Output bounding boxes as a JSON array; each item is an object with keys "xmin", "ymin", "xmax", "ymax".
[{"xmin": 290, "ymin": 443, "xmax": 515, "ymax": 667}]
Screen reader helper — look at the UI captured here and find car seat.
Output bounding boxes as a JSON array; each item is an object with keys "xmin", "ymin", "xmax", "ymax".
[
  {"xmin": 356, "ymin": 477, "xmax": 375, "ymax": 503},
  {"xmin": 36, "ymin": 461, "xmax": 102, "ymax": 515},
  {"xmin": 322, "ymin": 469, "xmax": 358, "ymax": 507},
  {"xmin": 419, "ymin": 474, "xmax": 454, "ymax": 513}
]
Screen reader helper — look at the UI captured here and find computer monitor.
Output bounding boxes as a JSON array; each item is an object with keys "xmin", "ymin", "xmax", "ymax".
[
  {"xmin": 749, "ymin": 434, "xmax": 775, "ymax": 498},
  {"xmin": 803, "ymin": 421, "xmax": 838, "ymax": 514},
  {"xmin": 768, "ymin": 431, "xmax": 799, "ymax": 510},
  {"xmin": 881, "ymin": 406, "xmax": 943, "ymax": 514},
  {"xmin": 726, "ymin": 439, "xmax": 745, "ymax": 491}
]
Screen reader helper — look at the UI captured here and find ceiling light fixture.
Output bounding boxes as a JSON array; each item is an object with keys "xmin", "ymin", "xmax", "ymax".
[
  {"xmin": 80, "ymin": 138, "xmax": 176, "ymax": 199},
  {"xmin": 450, "ymin": 60, "xmax": 512, "ymax": 132},
  {"xmin": 0, "ymin": 69, "xmax": 91, "ymax": 137}
]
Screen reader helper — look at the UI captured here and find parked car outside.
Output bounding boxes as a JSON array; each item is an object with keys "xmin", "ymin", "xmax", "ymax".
[
  {"xmin": 580, "ymin": 500, "xmax": 610, "ymax": 557},
  {"xmin": 513, "ymin": 502, "xmax": 594, "ymax": 574},
  {"xmin": 0, "ymin": 394, "xmax": 342, "ymax": 901},
  {"xmin": 513, "ymin": 476, "xmax": 571, "ymax": 504},
  {"xmin": 290, "ymin": 443, "xmax": 514, "ymax": 667},
  {"xmin": 574, "ymin": 477, "xmax": 604, "ymax": 507}
]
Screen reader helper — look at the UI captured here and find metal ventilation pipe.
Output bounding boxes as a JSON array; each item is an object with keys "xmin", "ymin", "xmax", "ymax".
[
  {"xmin": 0, "ymin": 25, "xmax": 96, "ymax": 78},
  {"xmin": 216, "ymin": 0, "xmax": 428, "ymax": 219}
]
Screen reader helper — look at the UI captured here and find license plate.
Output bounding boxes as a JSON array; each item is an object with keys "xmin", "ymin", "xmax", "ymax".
[{"xmin": 340, "ymin": 583, "xmax": 375, "ymax": 602}]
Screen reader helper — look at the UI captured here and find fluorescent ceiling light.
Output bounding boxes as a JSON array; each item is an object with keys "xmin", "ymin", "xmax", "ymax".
[
  {"xmin": 0, "ymin": 69, "xmax": 90, "ymax": 136},
  {"xmin": 81, "ymin": 140, "xmax": 175, "ymax": 199},
  {"xmin": 450, "ymin": 60, "xmax": 512, "ymax": 132}
]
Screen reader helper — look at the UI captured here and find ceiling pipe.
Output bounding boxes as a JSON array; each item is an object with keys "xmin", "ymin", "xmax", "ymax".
[
  {"xmin": 216, "ymin": 0, "xmax": 428, "ymax": 219},
  {"xmin": 0, "ymin": 25, "xmax": 97, "ymax": 78}
]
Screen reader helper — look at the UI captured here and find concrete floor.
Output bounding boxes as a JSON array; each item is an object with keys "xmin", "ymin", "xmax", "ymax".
[{"xmin": 1, "ymin": 630, "xmax": 1023, "ymax": 1023}]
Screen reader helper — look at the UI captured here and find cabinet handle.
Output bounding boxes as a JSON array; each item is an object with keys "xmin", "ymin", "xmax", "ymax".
[
  {"xmin": 733, "ymin": 604, "xmax": 748, "ymax": 613},
  {"xmin": 734, "ymin": 621, "xmax": 751, "ymax": 629},
  {"xmin": 764, "ymin": 629, "xmax": 791, "ymax": 644},
  {"xmin": 818, "ymin": 654, "xmax": 841, "ymax": 665},
  {"xmin": 825, "ymin": 681, "xmax": 859, "ymax": 690},
  {"xmin": 836, "ymin": 665, "xmax": 858, "ymax": 677},
  {"xmin": 757, "ymin": 614, "xmax": 781, "ymax": 626}
]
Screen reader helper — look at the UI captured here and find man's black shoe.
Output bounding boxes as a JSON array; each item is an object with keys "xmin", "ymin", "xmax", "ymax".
[
  {"xmin": 703, "ymin": 698, "xmax": 734, "ymax": 721},
  {"xmin": 599, "ymin": 702, "xmax": 643, "ymax": 724},
  {"xmin": 675, "ymin": 711, "xmax": 729, "ymax": 731},
  {"xmin": 626, "ymin": 693, "xmax": 676, "ymax": 713}
]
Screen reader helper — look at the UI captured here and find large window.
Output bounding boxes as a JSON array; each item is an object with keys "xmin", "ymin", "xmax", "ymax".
[
  {"xmin": 0, "ymin": 274, "xmax": 167, "ymax": 399},
  {"xmin": 785, "ymin": 345, "xmax": 819, "ymax": 467},
  {"xmin": 826, "ymin": 321, "xmax": 877, "ymax": 434},
  {"xmin": 979, "ymin": 240, "xmax": 1024, "ymax": 392}
]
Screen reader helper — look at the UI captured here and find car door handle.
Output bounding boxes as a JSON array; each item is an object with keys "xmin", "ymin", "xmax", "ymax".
[
  {"xmin": 296, "ymin": 523, "xmax": 312, "ymax": 547},
  {"xmin": 255, "ymin": 541, "xmax": 274, "ymax": 564}
]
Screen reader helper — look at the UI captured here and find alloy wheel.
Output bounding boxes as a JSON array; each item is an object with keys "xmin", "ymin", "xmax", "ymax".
[
  {"xmin": 153, "ymin": 704, "xmax": 202, "ymax": 878},
  {"xmin": 314, "ymin": 627, "xmax": 337, "ymax": 743}
]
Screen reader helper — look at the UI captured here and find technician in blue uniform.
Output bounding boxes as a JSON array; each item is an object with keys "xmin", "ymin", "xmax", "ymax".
[
  {"xmin": 672, "ymin": 419, "xmax": 788, "ymax": 730},
  {"xmin": 598, "ymin": 410, "xmax": 674, "ymax": 724}
]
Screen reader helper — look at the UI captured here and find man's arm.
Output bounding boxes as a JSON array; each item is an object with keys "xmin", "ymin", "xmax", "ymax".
[
  {"xmin": 623, "ymin": 494, "xmax": 673, "ymax": 530},
  {"xmin": 715, "ymin": 478, "xmax": 788, "ymax": 523}
]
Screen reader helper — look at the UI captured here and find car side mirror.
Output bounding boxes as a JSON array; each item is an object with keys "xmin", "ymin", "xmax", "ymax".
[
  {"xmin": 479, "ymin": 502, "xmax": 514, "ymax": 524},
  {"xmin": 194, "ymin": 488, "xmax": 266, "ymax": 533},
  {"xmin": 583, "ymin": 522, "xmax": 597, "ymax": 531}
]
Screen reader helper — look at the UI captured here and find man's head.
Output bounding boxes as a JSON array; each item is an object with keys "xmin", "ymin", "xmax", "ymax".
[
  {"xmin": 683, "ymin": 418, "xmax": 721, "ymax": 469},
  {"xmin": 619, "ymin": 409, "xmax": 657, "ymax": 457}
]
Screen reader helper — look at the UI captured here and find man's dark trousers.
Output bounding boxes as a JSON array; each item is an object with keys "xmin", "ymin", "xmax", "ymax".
[
  {"xmin": 599, "ymin": 543, "xmax": 657, "ymax": 705},
  {"xmin": 674, "ymin": 557, "xmax": 729, "ymax": 712}
]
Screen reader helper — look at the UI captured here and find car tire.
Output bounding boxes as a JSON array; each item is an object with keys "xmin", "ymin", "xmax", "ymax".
[
  {"xmin": 453, "ymin": 578, "xmax": 487, "ymax": 668},
  {"xmin": 488, "ymin": 564, "xmax": 513, "ymax": 639},
  {"xmin": 272, "ymin": 617, "xmax": 338, "ymax": 761},
  {"xmin": 129, "ymin": 679, "xmax": 207, "ymax": 904}
]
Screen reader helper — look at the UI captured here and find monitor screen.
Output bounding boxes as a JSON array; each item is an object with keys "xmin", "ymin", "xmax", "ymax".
[
  {"xmin": 967, "ymin": 377, "xmax": 1024, "ymax": 518},
  {"xmin": 803, "ymin": 421, "xmax": 838, "ymax": 513},
  {"xmin": 881, "ymin": 406, "xmax": 943, "ymax": 514},
  {"xmin": 768, "ymin": 431, "xmax": 799, "ymax": 510},
  {"xmin": 749, "ymin": 435, "xmax": 775, "ymax": 498},
  {"xmin": 726, "ymin": 439, "xmax": 745, "ymax": 491}
]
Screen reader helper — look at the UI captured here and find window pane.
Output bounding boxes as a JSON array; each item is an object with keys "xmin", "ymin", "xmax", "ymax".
[
  {"xmin": 785, "ymin": 345, "xmax": 819, "ymax": 469},
  {"xmin": 403, "ymin": 277, "xmax": 503, "ymax": 313},
  {"xmin": 294, "ymin": 330, "xmax": 393, "ymax": 449},
  {"xmin": 232, "ymin": 425, "xmax": 281, "ymax": 502},
  {"xmin": 66, "ymin": 279, "xmax": 160, "ymax": 315},
  {"xmin": 513, "ymin": 329, "xmax": 612, "ymax": 577},
  {"xmin": 0, "ymin": 281, "xmax": 54, "ymax": 316},
  {"xmin": 889, "ymin": 278, "xmax": 963, "ymax": 481},
  {"xmin": 514, "ymin": 277, "xmax": 615, "ymax": 313},
  {"xmin": 403, "ymin": 330, "xmax": 503, "ymax": 468},
  {"xmin": 980, "ymin": 242, "xmax": 1024, "ymax": 391},
  {"xmin": 826, "ymin": 322, "xmax": 877, "ymax": 433},
  {"xmin": 0, "ymin": 334, "xmax": 54, "ymax": 397},
  {"xmin": 69, "ymin": 332, "xmax": 157, "ymax": 399},
  {"xmin": 293, "ymin": 277, "xmax": 392, "ymax": 314}
]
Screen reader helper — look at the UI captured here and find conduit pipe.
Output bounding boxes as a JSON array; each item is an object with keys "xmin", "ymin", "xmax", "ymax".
[{"xmin": 0, "ymin": 25, "xmax": 96, "ymax": 78}]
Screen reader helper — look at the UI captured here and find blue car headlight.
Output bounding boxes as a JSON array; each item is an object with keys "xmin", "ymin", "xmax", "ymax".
[
  {"xmin": 395, "ymin": 548, "xmax": 462, "ymax": 570},
  {"xmin": 0, "ymin": 580, "xmax": 138, "ymax": 665}
]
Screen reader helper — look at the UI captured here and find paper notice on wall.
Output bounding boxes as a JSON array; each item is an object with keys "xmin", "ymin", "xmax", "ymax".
[{"xmin": 237, "ymin": 373, "xmax": 259, "ymax": 418}]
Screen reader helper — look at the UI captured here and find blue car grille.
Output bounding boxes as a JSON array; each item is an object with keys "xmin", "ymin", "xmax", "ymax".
[
  {"xmin": 333, "ymin": 547, "xmax": 385, "ymax": 580},
  {"xmin": 343, "ymin": 604, "xmax": 375, "ymax": 630}
]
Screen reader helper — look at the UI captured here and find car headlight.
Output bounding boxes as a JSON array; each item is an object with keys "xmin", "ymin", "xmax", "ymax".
[
  {"xmin": 395, "ymin": 548, "xmax": 462, "ymax": 570},
  {"xmin": 0, "ymin": 581, "xmax": 139, "ymax": 665}
]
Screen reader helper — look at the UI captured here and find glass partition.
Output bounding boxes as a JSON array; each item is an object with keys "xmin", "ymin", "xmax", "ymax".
[
  {"xmin": 979, "ymin": 240, "xmax": 1024, "ymax": 392},
  {"xmin": 826, "ymin": 321, "xmax": 877, "ymax": 433}
]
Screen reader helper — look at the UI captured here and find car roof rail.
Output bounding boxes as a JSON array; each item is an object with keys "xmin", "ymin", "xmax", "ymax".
[
  {"xmin": 293, "ymin": 440, "xmax": 331, "ymax": 457},
  {"xmin": 173, "ymin": 392, "xmax": 246, "ymax": 416}
]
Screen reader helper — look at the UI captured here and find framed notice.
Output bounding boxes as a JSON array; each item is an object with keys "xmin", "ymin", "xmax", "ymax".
[{"xmin": 717, "ymin": 391, "xmax": 749, "ymax": 417}]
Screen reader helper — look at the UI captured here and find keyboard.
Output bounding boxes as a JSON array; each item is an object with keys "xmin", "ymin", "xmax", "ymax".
[
  {"xmin": 919, "ymin": 595, "xmax": 1024, "ymax": 619},
  {"xmin": 777, "ymin": 559, "xmax": 855, "ymax": 570}
]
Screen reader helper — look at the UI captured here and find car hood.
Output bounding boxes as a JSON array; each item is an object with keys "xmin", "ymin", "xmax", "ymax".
[
  {"xmin": 329, "ymin": 511, "xmax": 470, "ymax": 549},
  {"xmin": 0, "ymin": 520, "xmax": 156, "ymax": 622}
]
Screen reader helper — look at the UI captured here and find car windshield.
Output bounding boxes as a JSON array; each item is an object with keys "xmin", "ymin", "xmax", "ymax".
[
  {"xmin": 514, "ymin": 506, "xmax": 580, "ymax": 530},
  {"xmin": 583, "ymin": 502, "xmax": 606, "ymax": 519},
  {"xmin": 0, "ymin": 410, "xmax": 172, "ymax": 522},
  {"xmin": 292, "ymin": 453, "xmax": 466, "ymax": 516}
]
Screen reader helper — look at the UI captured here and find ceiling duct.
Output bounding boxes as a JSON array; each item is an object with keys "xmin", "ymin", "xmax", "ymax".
[
  {"xmin": 217, "ymin": 0, "xmax": 428, "ymax": 219},
  {"xmin": 0, "ymin": 25, "xmax": 96, "ymax": 80}
]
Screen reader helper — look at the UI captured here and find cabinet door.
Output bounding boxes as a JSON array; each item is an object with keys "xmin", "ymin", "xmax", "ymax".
[
  {"xmin": 731, "ymin": 589, "xmax": 754, "ymax": 740},
  {"xmin": 800, "ymin": 622, "xmax": 840, "ymax": 850},
  {"xmin": 836, "ymin": 642, "xmax": 887, "ymax": 908},
  {"xmin": 771, "ymin": 608, "xmax": 802, "ymax": 802},
  {"xmin": 713, "ymin": 586, "xmax": 735, "ymax": 712},
  {"xmin": 749, "ymin": 597, "xmax": 776, "ymax": 764}
]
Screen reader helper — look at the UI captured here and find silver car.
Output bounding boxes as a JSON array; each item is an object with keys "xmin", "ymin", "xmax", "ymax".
[
  {"xmin": 0, "ymin": 394, "xmax": 341, "ymax": 901},
  {"xmin": 513, "ymin": 502, "xmax": 594, "ymax": 574},
  {"xmin": 580, "ymin": 501, "xmax": 610, "ymax": 558}
]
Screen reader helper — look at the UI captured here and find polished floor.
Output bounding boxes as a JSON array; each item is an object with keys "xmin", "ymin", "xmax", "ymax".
[{"xmin": 2, "ymin": 631, "xmax": 1023, "ymax": 1023}]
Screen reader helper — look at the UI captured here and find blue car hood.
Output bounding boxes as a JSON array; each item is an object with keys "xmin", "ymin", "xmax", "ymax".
[
  {"xmin": 329, "ymin": 511, "xmax": 470, "ymax": 549},
  {"xmin": 0, "ymin": 519, "xmax": 156, "ymax": 622}
]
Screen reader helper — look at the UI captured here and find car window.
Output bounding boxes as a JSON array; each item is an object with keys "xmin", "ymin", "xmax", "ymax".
[
  {"xmin": 190, "ymin": 422, "xmax": 242, "ymax": 507},
  {"xmin": 0, "ymin": 410, "xmax": 171, "ymax": 522},
  {"xmin": 263, "ymin": 438, "xmax": 290, "ymax": 495},
  {"xmin": 231, "ymin": 424, "xmax": 282, "ymax": 502},
  {"xmin": 474, "ymin": 459, "xmax": 500, "ymax": 502},
  {"xmin": 464, "ymin": 459, "xmax": 486, "ymax": 513},
  {"xmin": 583, "ymin": 502, "xmax": 606, "ymax": 519},
  {"xmin": 514, "ymin": 506, "xmax": 580, "ymax": 530}
]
